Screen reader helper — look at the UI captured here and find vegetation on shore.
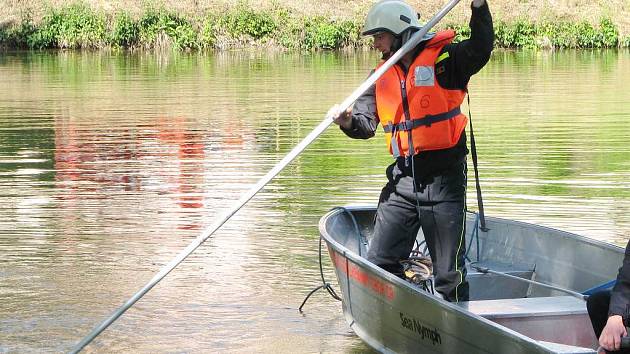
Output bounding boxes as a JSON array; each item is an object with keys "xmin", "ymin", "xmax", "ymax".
[{"xmin": 1, "ymin": 2, "xmax": 628, "ymax": 51}]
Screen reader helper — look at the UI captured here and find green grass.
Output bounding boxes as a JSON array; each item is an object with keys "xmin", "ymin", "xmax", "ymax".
[
  {"xmin": 448, "ymin": 18, "xmax": 623, "ymax": 49},
  {"xmin": 27, "ymin": 3, "xmax": 108, "ymax": 49},
  {"xmin": 0, "ymin": 1, "xmax": 628, "ymax": 51}
]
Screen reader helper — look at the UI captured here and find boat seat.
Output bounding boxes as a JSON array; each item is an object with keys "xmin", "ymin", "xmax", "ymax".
[
  {"xmin": 458, "ymin": 296, "xmax": 597, "ymax": 349},
  {"xmin": 466, "ymin": 260, "xmax": 535, "ymax": 300},
  {"xmin": 459, "ymin": 296, "xmax": 587, "ymax": 319}
]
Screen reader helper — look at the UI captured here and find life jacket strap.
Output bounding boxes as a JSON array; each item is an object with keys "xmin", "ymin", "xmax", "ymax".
[{"xmin": 383, "ymin": 107, "xmax": 461, "ymax": 133}]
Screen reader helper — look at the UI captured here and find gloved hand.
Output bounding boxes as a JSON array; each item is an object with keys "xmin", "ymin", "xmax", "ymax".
[{"xmin": 327, "ymin": 104, "xmax": 353, "ymax": 129}]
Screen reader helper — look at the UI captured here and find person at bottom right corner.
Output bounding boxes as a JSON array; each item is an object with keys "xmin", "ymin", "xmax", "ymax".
[{"xmin": 587, "ymin": 239, "xmax": 630, "ymax": 353}]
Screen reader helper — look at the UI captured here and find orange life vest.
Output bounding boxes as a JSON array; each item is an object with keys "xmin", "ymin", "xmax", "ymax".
[{"xmin": 375, "ymin": 30, "xmax": 468, "ymax": 158}]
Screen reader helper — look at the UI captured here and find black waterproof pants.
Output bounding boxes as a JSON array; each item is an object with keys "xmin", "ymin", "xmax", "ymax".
[
  {"xmin": 366, "ymin": 160, "xmax": 469, "ymax": 302},
  {"xmin": 587, "ymin": 290, "xmax": 630, "ymax": 353}
]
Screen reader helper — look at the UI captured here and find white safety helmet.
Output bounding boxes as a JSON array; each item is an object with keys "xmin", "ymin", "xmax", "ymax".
[{"xmin": 361, "ymin": 0, "xmax": 422, "ymax": 36}]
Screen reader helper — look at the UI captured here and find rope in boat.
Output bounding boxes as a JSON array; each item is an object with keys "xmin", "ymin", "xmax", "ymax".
[
  {"xmin": 404, "ymin": 238, "xmax": 435, "ymax": 293},
  {"xmin": 401, "ymin": 257, "xmax": 435, "ymax": 293}
]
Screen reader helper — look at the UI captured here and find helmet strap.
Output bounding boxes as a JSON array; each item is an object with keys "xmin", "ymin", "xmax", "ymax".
[
  {"xmin": 388, "ymin": 36, "xmax": 402, "ymax": 58},
  {"xmin": 400, "ymin": 28, "xmax": 419, "ymax": 46}
]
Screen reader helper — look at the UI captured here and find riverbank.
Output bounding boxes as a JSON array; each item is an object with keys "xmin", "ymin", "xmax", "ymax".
[{"xmin": 1, "ymin": 0, "xmax": 629, "ymax": 50}]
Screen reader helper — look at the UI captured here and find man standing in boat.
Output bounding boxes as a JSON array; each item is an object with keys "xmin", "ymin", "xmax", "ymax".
[{"xmin": 329, "ymin": 0, "xmax": 493, "ymax": 302}]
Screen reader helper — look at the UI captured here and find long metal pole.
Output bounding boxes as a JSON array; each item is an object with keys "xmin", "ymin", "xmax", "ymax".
[{"xmin": 70, "ymin": 0, "xmax": 461, "ymax": 352}]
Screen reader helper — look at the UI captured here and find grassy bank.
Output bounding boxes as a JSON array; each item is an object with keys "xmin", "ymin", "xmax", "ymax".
[
  {"xmin": 0, "ymin": 3, "xmax": 359, "ymax": 51},
  {"xmin": 1, "ymin": 1, "xmax": 629, "ymax": 50}
]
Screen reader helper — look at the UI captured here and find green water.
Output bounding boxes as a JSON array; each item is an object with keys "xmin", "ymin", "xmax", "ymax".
[{"xmin": 0, "ymin": 49, "xmax": 628, "ymax": 353}]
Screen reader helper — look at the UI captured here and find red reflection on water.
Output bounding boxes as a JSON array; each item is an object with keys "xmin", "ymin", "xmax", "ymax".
[
  {"xmin": 53, "ymin": 115, "xmax": 215, "ymax": 230},
  {"xmin": 155, "ymin": 117, "xmax": 205, "ymax": 214}
]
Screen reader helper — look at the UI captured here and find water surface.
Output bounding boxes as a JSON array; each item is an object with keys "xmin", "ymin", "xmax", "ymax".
[{"xmin": 0, "ymin": 49, "xmax": 629, "ymax": 353}]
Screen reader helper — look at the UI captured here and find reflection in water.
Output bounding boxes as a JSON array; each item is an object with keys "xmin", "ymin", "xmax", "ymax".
[
  {"xmin": 0, "ymin": 49, "xmax": 628, "ymax": 352},
  {"xmin": 472, "ymin": 50, "xmax": 630, "ymax": 243}
]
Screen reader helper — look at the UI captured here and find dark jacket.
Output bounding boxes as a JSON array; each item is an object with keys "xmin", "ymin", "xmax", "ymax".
[
  {"xmin": 610, "ymin": 239, "xmax": 630, "ymax": 320},
  {"xmin": 341, "ymin": 2, "xmax": 494, "ymax": 179}
]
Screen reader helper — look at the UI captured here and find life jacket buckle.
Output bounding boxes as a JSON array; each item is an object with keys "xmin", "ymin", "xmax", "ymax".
[{"xmin": 390, "ymin": 126, "xmax": 401, "ymax": 158}]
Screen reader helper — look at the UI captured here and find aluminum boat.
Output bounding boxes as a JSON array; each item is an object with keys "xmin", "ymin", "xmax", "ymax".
[{"xmin": 319, "ymin": 206, "xmax": 623, "ymax": 353}]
